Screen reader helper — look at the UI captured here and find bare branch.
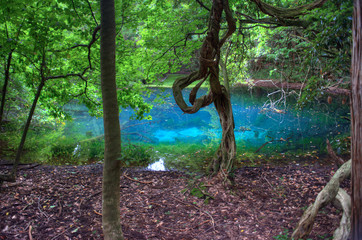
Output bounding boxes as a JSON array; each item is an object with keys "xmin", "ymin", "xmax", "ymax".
[
  {"xmin": 86, "ymin": 0, "xmax": 98, "ymax": 26},
  {"xmin": 195, "ymin": 0, "xmax": 211, "ymax": 11},
  {"xmin": 71, "ymin": 0, "xmax": 81, "ymax": 20},
  {"xmin": 146, "ymin": 29, "xmax": 207, "ymax": 80}
]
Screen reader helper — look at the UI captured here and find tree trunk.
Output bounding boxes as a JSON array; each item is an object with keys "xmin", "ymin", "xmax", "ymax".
[
  {"xmin": 0, "ymin": 78, "xmax": 45, "ymax": 184},
  {"xmin": 219, "ymin": 60, "xmax": 230, "ymax": 93},
  {"xmin": 351, "ymin": 0, "xmax": 362, "ymax": 238},
  {"xmin": 0, "ymin": 51, "xmax": 13, "ymax": 124},
  {"xmin": 100, "ymin": 0, "xmax": 124, "ymax": 239},
  {"xmin": 211, "ymin": 90, "xmax": 236, "ymax": 178},
  {"xmin": 172, "ymin": 0, "xmax": 236, "ymax": 178}
]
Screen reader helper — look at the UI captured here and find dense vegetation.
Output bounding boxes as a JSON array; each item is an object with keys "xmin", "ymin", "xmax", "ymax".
[
  {"xmin": 0, "ymin": 0, "xmax": 352, "ymax": 169},
  {"xmin": 2, "ymin": 0, "xmax": 361, "ymax": 239}
]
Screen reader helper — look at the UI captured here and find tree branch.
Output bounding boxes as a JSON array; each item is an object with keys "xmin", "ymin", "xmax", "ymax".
[
  {"xmin": 195, "ymin": 0, "xmax": 211, "ymax": 11},
  {"xmin": 250, "ymin": 0, "xmax": 328, "ymax": 19},
  {"xmin": 86, "ymin": 0, "xmax": 98, "ymax": 26}
]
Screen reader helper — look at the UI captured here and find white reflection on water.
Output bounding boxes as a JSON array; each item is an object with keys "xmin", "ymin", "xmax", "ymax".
[{"xmin": 147, "ymin": 158, "xmax": 166, "ymax": 171}]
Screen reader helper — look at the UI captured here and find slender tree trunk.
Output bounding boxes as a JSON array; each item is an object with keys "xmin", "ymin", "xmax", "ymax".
[
  {"xmin": 0, "ymin": 78, "xmax": 46, "ymax": 183},
  {"xmin": 351, "ymin": 0, "xmax": 362, "ymax": 238},
  {"xmin": 0, "ymin": 51, "xmax": 13, "ymax": 124},
  {"xmin": 100, "ymin": 0, "xmax": 124, "ymax": 239},
  {"xmin": 12, "ymin": 79, "xmax": 45, "ymax": 175}
]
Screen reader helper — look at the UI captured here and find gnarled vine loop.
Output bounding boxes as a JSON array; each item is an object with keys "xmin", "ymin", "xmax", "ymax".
[{"xmin": 172, "ymin": 0, "xmax": 236, "ymax": 177}]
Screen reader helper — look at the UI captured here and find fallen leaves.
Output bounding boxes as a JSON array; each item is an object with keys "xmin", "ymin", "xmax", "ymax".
[{"xmin": 0, "ymin": 163, "xmax": 349, "ymax": 240}]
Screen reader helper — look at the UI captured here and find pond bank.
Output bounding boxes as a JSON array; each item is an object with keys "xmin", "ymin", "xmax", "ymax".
[{"xmin": 234, "ymin": 79, "xmax": 350, "ymax": 96}]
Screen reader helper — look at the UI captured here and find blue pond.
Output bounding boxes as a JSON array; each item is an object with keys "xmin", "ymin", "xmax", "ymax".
[{"xmin": 64, "ymin": 87, "xmax": 350, "ymax": 154}]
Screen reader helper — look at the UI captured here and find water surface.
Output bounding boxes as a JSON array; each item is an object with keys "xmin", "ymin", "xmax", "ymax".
[{"xmin": 64, "ymin": 87, "xmax": 350, "ymax": 154}]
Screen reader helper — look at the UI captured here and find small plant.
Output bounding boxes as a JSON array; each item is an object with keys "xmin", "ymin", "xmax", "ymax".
[
  {"xmin": 155, "ymin": 143, "xmax": 214, "ymax": 172},
  {"xmin": 273, "ymin": 229, "xmax": 289, "ymax": 240},
  {"xmin": 120, "ymin": 144, "xmax": 154, "ymax": 167},
  {"xmin": 182, "ymin": 176, "xmax": 214, "ymax": 204},
  {"xmin": 273, "ymin": 229, "xmax": 315, "ymax": 240}
]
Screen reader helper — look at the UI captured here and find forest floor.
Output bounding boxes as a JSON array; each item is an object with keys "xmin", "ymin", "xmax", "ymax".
[{"xmin": 0, "ymin": 157, "xmax": 350, "ymax": 240}]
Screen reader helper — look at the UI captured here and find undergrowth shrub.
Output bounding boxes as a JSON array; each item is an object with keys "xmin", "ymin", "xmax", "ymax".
[
  {"xmin": 121, "ymin": 144, "xmax": 154, "ymax": 167},
  {"xmin": 156, "ymin": 144, "xmax": 216, "ymax": 173}
]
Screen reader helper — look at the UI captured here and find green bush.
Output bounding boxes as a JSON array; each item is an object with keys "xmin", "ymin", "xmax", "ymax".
[
  {"xmin": 121, "ymin": 144, "xmax": 154, "ymax": 167},
  {"xmin": 78, "ymin": 138, "xmax": 104, "ymax": 161},
  {"xmin": 155, "ymin": 143, "xmax": 215, "ymax": 173}
]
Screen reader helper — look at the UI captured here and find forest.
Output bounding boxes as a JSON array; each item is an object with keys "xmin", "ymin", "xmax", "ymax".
[{"xmin": 0, "ymin": 0, "xmax": 361, "ymax": 239}]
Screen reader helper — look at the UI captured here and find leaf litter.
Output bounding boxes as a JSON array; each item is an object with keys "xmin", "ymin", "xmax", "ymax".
[{"xmin": 0, "ymin": 160, "xmax": 350, "ymax": 239}]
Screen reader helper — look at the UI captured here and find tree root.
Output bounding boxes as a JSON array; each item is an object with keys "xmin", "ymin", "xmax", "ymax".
[
  {"xmin": 333, "ymin": 188, "xmax": 351, "ymax": 240},
  {"xmin": 326, "ymin": 139, "xmax": 345, "ymax": 166},
  {"xmin": 292, "ymin": 159, "xmax": 351, "ymax": 240}
]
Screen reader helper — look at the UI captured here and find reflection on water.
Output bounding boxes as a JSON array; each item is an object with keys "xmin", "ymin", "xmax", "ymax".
[{"xmin": 64, "ymin": 87, "xmax": 350, "ymax": 153}]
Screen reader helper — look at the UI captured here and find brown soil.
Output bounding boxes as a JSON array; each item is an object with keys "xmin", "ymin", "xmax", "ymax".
[{"xmin": 0, "ymin": 162, "xmax": 349, "ymax": 240}]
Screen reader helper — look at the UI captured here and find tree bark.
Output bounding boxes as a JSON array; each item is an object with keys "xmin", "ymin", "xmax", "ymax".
[
  {"xmin": 292, "ymin": 160, "xmax": 351, "ymax": 240},
  {"xmin": 0, "ymin": 51, "xmax": 13, "ymax": 124},
  {"xmin": 351, "ymin": 0, "xmax": 362, "ymax": 238},
  {"xmin": 333, "ymin": 188, "xmax": 352, "ymax": 240},
  {"xmin": 100, "ymin": 0, "xmax": 124, "ymax": 239},
  {"xmin": 12, "ymin": 79, "xmax": 45, "ymax": 176},
  {"xmin": 0, "ymin": 77, "xmax": 45, "ymax": 184},
  {"xmin": 211, "ymin": 89, "xmax": 236, "ymax": 178},
  {"xmin": 172, "ymin": 0, "xmax": 236, "ymax": 178}
]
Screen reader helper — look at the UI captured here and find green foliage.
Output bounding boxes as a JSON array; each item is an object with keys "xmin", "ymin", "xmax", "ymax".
[
  {"xmin": 273, "ymin": 229, "xmax": 290, "ymax": 240},
  {"xmin": 182, "ymin": 176, "xmax": 214, "ymax": 204},
  {"xmin": 237, "ymin": 152, "xmax": 266, "ymax": 167},
  {"xmin": 50, "ymin": 137, "xmax": 77, "ymax": 161},
  {"xmin": 329, "ymin": 133, "xmax": 351, "ymax": 155},
  {"xmin": 77, "ymin": 138, "xmax": 105, "ymax": 161},
  {"xmin": 156, "ymin": 143, "xmax": 215, "ymax": 173},
  {"xmin": 297, "ymin": 76, "xmax": 323, "ymax": 108},
  {"xmin": 273, "ymin": 229, "xmax": 315, "ymax": 240},
  {"xmin": 120, "ymin": 144, "xmax": 154, "ymax": 167}
]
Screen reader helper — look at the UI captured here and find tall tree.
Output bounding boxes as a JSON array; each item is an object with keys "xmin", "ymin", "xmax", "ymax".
[
  {"xmin": 100, "ymin": 0, "xmax": 124, "ymax": 239},
  {"xmin": 173, "ymin": 0, "xmax": 236, "ymax": 179},
  {"xmin": 172, "ymin": 0, "xmax": 329, "ymax": 178},
  {"xmin": 0, "ymin": 0, "xmax": 25, "ymax": 123},
  {"xmin": 351, "ymin": 0, "xmax": 362, "ymax": 238},
  {"xmin": 0, "ymin": 0, "xmax": 99, "ymax": 184}
]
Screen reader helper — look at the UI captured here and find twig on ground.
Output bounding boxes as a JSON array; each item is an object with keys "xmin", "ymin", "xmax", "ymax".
[
  {"xmin": 19, "ymin": 163, "xmax": 41, "ymax": 171},
  {"xmin": 171, "ymin": 196, "xmax": 215, "ymax": 229},
  {"xmin": 93, "ymin": 210, "xmax": 102, "ymax": 216},
  {"xmin": 57, "ymin": 200, "xmax": 62, "ymax": 217},
  {"xmin": 50, "ymin": 226, "xmax": 72, "ymax": 240},
  {"xmin": 255, "ymin": 136, "xmax": 291, "ymax": 153},
  {"xmin": 37, "ymin": 197, "xmax": 49, "ymax": 219},
  {"xmin": 123, "ymin": 171, "xmax": 153, "ymax": 184},
  {"xmin": 28, "ymin": 225, "xmax": 33, "ymax": 240},
  {"xmin": 159, "ymin": 225, "xmax": 189, "ymax": 232}
]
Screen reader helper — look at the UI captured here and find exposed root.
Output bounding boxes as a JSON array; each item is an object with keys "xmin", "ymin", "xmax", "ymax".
[{"xmin": 292, "ymin": 159, "xmax": 351, "ymax": 240}]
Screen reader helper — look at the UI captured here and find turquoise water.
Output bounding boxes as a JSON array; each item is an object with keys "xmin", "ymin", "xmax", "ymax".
[{"xmin": 64, "ymin": 87, "xmax": 350, "ymax": 154}]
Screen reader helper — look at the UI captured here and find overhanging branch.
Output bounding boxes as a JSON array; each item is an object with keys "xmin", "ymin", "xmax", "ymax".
[{"xmin": 250, "ymin": 0, "xmax": 328, "ymax": 19}]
